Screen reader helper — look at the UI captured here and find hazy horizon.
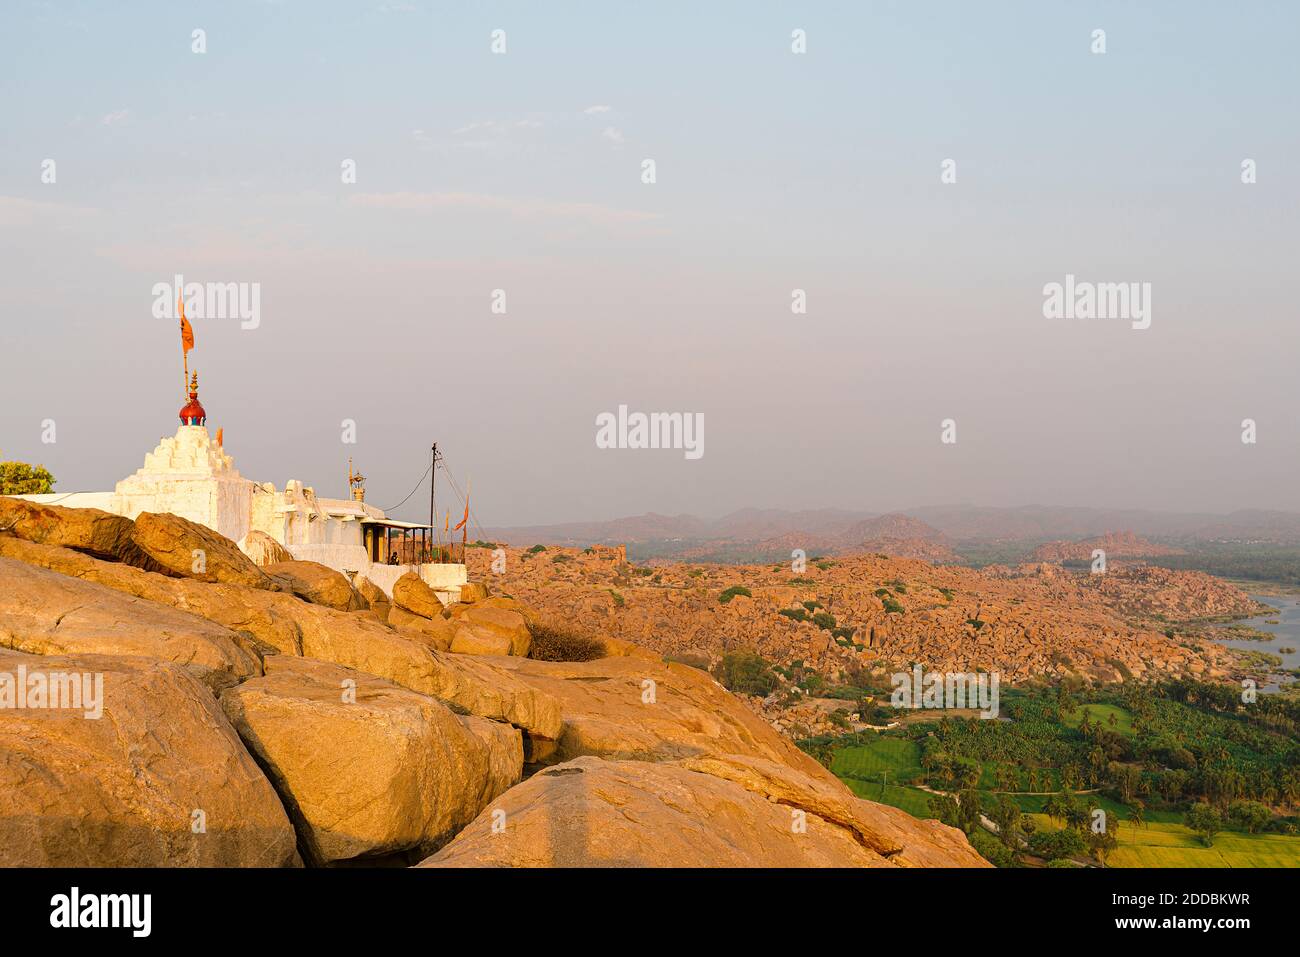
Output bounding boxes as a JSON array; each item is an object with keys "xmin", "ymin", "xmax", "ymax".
[{"xmin": 3, "ymin": 1, "xmax": 1297, "ymax": 526}]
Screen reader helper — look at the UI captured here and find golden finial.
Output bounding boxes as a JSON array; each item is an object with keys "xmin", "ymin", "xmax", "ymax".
[{"xmin": 189, "ymin": 371, "xmax": 199, "ymax": 396}]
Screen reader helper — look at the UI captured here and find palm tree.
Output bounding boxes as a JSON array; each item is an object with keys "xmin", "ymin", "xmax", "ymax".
[
  {"xmin": 1044, "ymin": 791, "xmax": 1071, "ymax": 826},
  {"xmin": 1128, "ymin": 799, "xmax": 1145, "ymax": 830}
]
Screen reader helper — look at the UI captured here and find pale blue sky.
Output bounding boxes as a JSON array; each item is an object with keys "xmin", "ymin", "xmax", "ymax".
[{"xmin": 1, "ymin": 1, "xmax": 1297, "ymax": 524}]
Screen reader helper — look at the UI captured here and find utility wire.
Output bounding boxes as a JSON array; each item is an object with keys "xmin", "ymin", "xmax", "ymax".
[{"xmin": 378, "ymin": 460, "xmax": 433, "ymax": 513}]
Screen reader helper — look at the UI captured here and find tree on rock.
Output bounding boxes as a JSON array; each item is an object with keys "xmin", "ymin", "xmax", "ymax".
[{"xmin": 0, "ymin": 461, "xmax": 54, "ymax": 495}]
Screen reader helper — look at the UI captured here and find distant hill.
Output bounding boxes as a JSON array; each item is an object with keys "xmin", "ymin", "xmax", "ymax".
[
  {"xmin": 484, "ymin": 504, "xmax": 1300, "ymax": 561},
  {"xmin": 1031, "ymin": 531, "xmax": 1184, "ymax": 562}
]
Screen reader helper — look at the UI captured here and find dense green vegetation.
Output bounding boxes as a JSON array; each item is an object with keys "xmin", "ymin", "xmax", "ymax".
[
  {"xmin": 800, "ymin": 679, "xmax": 1300, "ymax": 867},
  {"xmin": 1148, "ymin": 544, "xmax": 1300, "ymax": 587},
  {"xmin": 713, "ymin": 651, "xmax": 777, "ymax": 696}
]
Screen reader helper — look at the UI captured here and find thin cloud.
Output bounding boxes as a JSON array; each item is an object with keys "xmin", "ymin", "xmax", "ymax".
[
  {"xmin": 601, "ymin": 126, "xmax": 625, "ymax": 147},
  {"xmin": 349, "ymin": 191, "xmax": 663, "ymax": 224},
  {"xmin": 100, "ymin": 109, "xmax": 130, "ymax": 126},
  {"xmin": 584, "ymin": 105, "xmax": 612, "ymax": 114},
  {"xmin": 0, "ymin": 195, "xmax": 100, "ymax": 227}
]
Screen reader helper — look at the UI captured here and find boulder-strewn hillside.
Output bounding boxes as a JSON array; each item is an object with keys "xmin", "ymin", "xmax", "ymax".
[
  {"xmin": 464, "ymin": 545, "xmax": 1261, "ymax": 688},
  {"xmin": 0, "ymin": 497, "xmax": 986, "ymax": 868},
  {"xmin": 1031, "ymin": 531, "xmax": 1183, "ymax": 562}
]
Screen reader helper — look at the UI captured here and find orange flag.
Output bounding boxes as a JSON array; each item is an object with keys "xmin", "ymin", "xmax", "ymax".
[
  {"xmin": 216, "ymin": 428, "xmax": 223, "ymax": 447},
  {"xmin": 179, "ymin": 295, "xmax": 195, "ymax": 354},
  {"xmin": 453, "ymin": 493, "xmax": 469, "ymax": 532},
  {"xmin": 444, "ymin": 509, "xmax": 450, "ymax": 533}
]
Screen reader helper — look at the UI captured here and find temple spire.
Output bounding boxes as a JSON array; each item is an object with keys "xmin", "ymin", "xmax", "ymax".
[{"xmin": 179, "ymin": 371, "xmax": 206, "ymax": 426}]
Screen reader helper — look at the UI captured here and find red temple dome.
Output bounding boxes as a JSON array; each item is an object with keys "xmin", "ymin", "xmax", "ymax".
[{"xmin": 179, "ymin": 372, "xmax": 206, "ymax": 426}]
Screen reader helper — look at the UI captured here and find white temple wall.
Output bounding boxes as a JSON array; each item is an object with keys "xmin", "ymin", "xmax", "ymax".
[
  {"xmin": 11, "ymin": 423, "xmax": 468, "ymax": 604},
  {"xmin": 287, "ymin": 542, "xmax": 372, "ymax": 575}
]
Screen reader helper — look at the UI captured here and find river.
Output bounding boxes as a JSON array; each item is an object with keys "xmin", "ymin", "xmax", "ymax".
[{"xmin": 1209, "ymin": 593, "xmax": 1300, "ymax": 692}]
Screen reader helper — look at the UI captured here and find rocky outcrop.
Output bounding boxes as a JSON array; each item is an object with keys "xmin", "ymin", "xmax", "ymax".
[
  {"xmin": 219, "ymin": 656, "xmax": 521, "ymax": 864},
  {"xmin": 266, "ymin": 560, "xmax": 367, "ymax": 611},
  {"xmin": 458, "ymin": 581, "xmax": 488, "ymax": 603},
  {"xmin": 391, "ymin": 572, "xmax": 444, "ymax": 619},
  {"xmin": 467, "ymin": 546, "xmax": 1243, "ymax": 687},
  {"xmin": 0, "ymin": 505, "xmax": 991, "ymax": 869},
  {"xmin": 0, "ymin": 649, "xmax": 298, "ymax": 867},
  {"xmin": 446, "ymin": 605, "xmax": 532, "ymax": 657},
  {"xmin": 354, "ymin": 576, "xmax": 390, "ymax": 621},
  {"xmin": 0, "ymin": 537, "xmax": 563, "ymax": 740},
  {"xmin": 420, "ymin": 756, "xmax": 985, "ymax": 868},
  {"xmin": 239, "ymin": 529, "xmax": 293, "ymax": 567},
  {"xmin": 130, "ymin": 511, "xmax": 275, "ymax": 589},
  {"xmin": 0, "ymin": 556, "xmax": 262, "ymax": 693},
  {"xmin": 0, "ymin": 496, "xmax": 159, "ymax": 569}
]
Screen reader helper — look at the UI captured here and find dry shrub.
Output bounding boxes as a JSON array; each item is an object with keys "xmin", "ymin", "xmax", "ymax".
[{"xmin": 528, "ymin": 624, "xmax": 606, "ymax": 662}]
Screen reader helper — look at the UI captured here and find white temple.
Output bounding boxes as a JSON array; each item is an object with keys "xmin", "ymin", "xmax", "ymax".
[{"xmin": 17, "ymin": 375, "xmax": 467, "ymax": 604}]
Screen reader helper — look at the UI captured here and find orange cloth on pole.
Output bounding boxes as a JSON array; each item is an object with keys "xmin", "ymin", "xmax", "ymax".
[{"xmin": 179, "ymin": 296, "xmax": 195, "ymax": 354}]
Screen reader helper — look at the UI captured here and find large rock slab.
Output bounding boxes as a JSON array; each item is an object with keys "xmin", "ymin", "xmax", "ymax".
[
  {"xmin": 448, "ymin": 606, "xmax": 531, "ymax": 657},
  {"xmin": 354, "ymin": 576, "xmax": 390, "ymax": 621},
  {"xmin": 266, "ymin": 560, "xmax": 367, "ymax": 611},
  {"xmin": 388, "ymin": 605, "xmax": 455, "ymax": 651},
  {"xmin": 483, "ymin": 652, "xmax": 826, "ymax": 772},
  {"xmin": 0, "ymin": 556, "xmax": 262, "ymax": 692},
  {"xmin": 419, "ymin": 756, "xmax": 983, "ymax": 867},
  {"xmin": 0, "ymin": 649, "xmax": 298, "ymax": 867},
  {"xmin": 0, "ymin": 496, "xmax": 159, "ymax": 569},
  {"xmin": 239, "ymin": 529, "xmax": 293, "ymax": 567},
  {"xmin": 460, "ymin": 651, "xmax": 989, "ymax": 864},
  {"xmin": 220, "ymin": 656, "xmax": 521, "ymax": 864},
  {"xmin": 449, "ymin": 625, "xmax": 513, "ymax": 657},
  {"xmin": 130, "ymin": 511, "xmax": 275, "ymax": 589},
  {"xmin": 391, "ymin": 572, "xmax": 444, "ymax": 619},
  {"xmin": 672, "ymin": 752, "xmax": 988, "ymax": 867}
]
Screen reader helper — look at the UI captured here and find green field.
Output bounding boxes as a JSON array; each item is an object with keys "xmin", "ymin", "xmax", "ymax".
[
  {"xmin": 1061, "ymin": 703, "xmax": 1135, "ymax": 737},
  {"xmin": 831, "ymin": 734, "xmax": 1064, "ymax": 792},
  {"xmin": 1029, "ymin": 815, "xmax": 1300, "ymax": 868},
  {"xmin": 830, "ymin": 738, "xmax": 923, "ymax": 783}
]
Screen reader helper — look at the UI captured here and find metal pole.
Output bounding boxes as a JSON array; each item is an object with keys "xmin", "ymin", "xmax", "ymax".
[{"xmin": 429, "ymin": 443, "xmax": 437, "ymax": 558}]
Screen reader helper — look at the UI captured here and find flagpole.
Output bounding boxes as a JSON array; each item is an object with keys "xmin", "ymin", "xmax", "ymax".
[{"xmin": 178, "ymin": 295, "xmax": 189, "ymax": 397}]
